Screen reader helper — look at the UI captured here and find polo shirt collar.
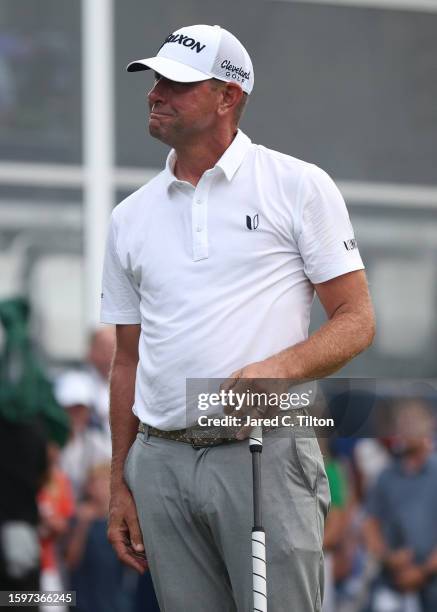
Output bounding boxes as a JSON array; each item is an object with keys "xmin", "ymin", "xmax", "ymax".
[
  {"xmin": 216, "ymin": 129, "xmax": 252, "ymax": 181},
  {"xmin": 162, "ymin": 129, "xmax": 252, "ymax": 191}
]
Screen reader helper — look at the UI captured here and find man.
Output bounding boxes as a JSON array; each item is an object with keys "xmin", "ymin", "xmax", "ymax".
[
  {"xmin": 363, "ymin": 400, "xmax": 437, "ymax": 612},
  {"xmin": 101, "ymin": 24, "xmax": 375, "ymax": 611},
  {"xmin": 55, "ymin": 370, "xmax": 111, "ymax": 500}
]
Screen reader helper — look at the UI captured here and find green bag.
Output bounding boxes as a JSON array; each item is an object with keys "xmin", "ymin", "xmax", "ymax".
[{"xmin": 0, "ymin": 297, "xmax": 70, "ymax": 446}]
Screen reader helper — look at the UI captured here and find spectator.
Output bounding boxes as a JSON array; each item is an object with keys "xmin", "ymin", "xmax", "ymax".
[
  {"xmin": 85, "ymin": 325, "xmax": 115, "ymax": 436},
  {"xmin": 0, "ymin": 417, "xmax": 47, "ymax": 610},
  {"xmin": 320, "ymin": 438, "xmax": 349, "ymax": 612},
  {"xmin": 55, "ymin": 371, "xmax": 111, "ymax": 500},
  {"xmin": 64, "ymin": 463, "xmax": 125, "ymax": 612},
  {"xmin": 363, "ymin": 399, "xmax": 437, "ymax": 612},
  {"xmin": 37, "ymin": 441, "xmax": 75, "ymax": 612},
  {"xmin": 354, "ymin": 438, "xmax": 391, "ymax": 497}
]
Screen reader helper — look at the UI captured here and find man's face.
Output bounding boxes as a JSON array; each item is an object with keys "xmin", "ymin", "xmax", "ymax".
[
  {"xmin": 392, "ymin": 402, "xmax": 434, "ymax": 457},
  {"xmin": 147, "ymin": 73, "xmax": 224, "ymax": 146}
]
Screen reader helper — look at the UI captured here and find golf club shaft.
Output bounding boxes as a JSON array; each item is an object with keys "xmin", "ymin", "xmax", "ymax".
[{"xmin": 250, "ymin": 426, "xmax": 267, "ymax": 612}]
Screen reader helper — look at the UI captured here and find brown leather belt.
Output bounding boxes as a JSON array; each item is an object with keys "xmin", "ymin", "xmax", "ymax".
[{"xmin": 138, "ymin": 408, "xmax": 306, "ymax": 448}]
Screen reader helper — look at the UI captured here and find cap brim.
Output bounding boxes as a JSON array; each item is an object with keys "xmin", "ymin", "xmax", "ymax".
[{"xmin": 126, "ymin": 56, "xmax": 212, "ymax": 83}]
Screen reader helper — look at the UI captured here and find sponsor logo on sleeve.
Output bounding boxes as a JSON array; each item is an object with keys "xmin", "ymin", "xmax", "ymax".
[{"xmin": 344, "ymin": 238, "xmax": 357, "ymax": 251}]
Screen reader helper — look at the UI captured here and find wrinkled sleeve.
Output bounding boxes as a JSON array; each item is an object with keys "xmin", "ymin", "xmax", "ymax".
[
  {"xmin": 100, "ymin": 215, "xmax": 141, "ymax": 324},
  {"xmin": 296, "ymin": 165, "xmax": 364, "ymax": 284}
]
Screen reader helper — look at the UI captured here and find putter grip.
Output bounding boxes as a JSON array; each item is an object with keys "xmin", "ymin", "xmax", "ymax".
[
  {"xmin": 249, "ymin": 426, "xmax": 263, "ymax": 451},
  {"xmin": 252, "ymin": 529, "xmax": 267, "ymax": 612}
]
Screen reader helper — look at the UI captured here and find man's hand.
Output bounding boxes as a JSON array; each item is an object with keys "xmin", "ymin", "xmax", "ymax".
[
  {"xmin": 393, "ymin": 564, "xmax": 427, "ymax": 592},
  {"xmin": 422, "ymin": 549, "xmax": 437, "ymax": 580},
  {"xmin": 383, "ymin": 549, "xmax": 426, "ymax": 592},
  {"xmin": 220, "ymin": 360, "xmax": 290, "ymax": 440},
  {"xmin": 108, "ymin": 481, "xmax": 148, "ymax": 574},
  {"xmin": 383, "ymin": 548, "xmax": 414, "ymax": 573}
]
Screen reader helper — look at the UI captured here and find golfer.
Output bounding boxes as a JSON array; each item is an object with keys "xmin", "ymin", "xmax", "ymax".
[{"xmin": 101, "ymin": 24, "xmax": 375, "ymax": 611}]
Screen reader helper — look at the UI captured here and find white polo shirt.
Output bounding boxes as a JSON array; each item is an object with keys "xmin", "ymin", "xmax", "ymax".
[{"xmin": 101, "ymin": 130, "xmax": 364, "ymax": 429}]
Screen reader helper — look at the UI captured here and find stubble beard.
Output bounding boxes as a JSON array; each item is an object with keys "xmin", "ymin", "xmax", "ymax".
[{"xmin": 148, "ymin": 115, "xmax": 192, "ymax": 149}]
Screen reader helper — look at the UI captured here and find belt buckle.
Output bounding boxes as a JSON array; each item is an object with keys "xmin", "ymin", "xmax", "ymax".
[{"xmin": 190, "ymin": 434, "xmax": 223, "ymax": 449}]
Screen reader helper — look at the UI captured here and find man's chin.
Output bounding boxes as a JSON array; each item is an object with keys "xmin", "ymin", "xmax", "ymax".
[{"xmin": 148, "ymin": 123, "xmax": 167, "ymax": 143}]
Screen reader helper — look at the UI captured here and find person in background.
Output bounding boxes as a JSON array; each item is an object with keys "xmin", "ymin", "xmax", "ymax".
[
  {"xmin": 86, "ymin": 325, "xmax": 115, "ymax": 436},
  {"xmin": 55, "ymin": 371, "xmax": 111, "ymax": 500},
  {"xmin": 37, "ymin": 441, "xmax": 75, "ymax": 612},
  {"xmin": 0, "ymin": 416, "xmax": 48, "ymax": 612},
  {"xmin": 319, "ymin": 437, "xmax": 349, "ymax": 612},
  {"xmin": 64, "ymin": 463, "xmax": 125, "ymax": 612},
  {"xmin": 363, "ymin": 399, "xmax": 437, "ymax": 612}
]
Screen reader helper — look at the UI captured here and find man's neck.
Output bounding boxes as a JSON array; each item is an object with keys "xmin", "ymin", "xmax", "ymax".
[{"xmin": 173, "ymin": 129, "xmax": 237, "ymax": 186}]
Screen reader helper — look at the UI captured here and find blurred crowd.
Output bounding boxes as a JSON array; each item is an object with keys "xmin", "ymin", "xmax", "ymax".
[
  {"xmin": 0, "ymin": 316, "xmax": 159, "ymax": 612},
  {"xmin": 321, "ymin": 397, "xmax": 437, "ymax": 612},
  {"xmin": 1, "ymin": 309, "xmax": 436, "ymax": 612}
]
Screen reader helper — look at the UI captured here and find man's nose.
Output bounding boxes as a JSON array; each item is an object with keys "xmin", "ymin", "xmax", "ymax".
[{"xmin": 147, "ymin": 79, "xmax": 166, "ymax": 105}]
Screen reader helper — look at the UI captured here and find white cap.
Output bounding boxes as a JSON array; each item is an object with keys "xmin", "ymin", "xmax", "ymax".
[
  {"xmin": 127, "ymin": 24, "xmax": 254, "ymax": 95},
  {"xmin": 55, "ymin": 371, "xmax": 94, "ymax": 408}
]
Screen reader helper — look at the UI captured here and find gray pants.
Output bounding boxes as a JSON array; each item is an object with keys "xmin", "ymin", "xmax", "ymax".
[{"xmin": 124, "ymin": 425, "xmax": 330, "ymax": 612}]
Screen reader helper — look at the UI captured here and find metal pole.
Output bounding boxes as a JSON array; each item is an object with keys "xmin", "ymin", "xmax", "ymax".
[{"xmin": 82, "ymin": 0, "xmax": 114, "ymax": 330}]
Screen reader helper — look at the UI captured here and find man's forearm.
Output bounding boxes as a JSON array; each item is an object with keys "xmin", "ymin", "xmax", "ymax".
[
  {"xmin": 109, "ymin": 362, "xmax": 139, "ymax": 486},
  {"xmin": 269, "ymin": 305, "xmax": 375, "ymax": 381}
]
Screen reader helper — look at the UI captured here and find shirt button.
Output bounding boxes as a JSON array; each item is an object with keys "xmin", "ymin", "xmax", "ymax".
[
  {"xmin": 196, "ymin": 226, "xmax": 202, "ymax": 232},
  {"xmin": 195, "ymin": 199, "xmax": 202, "ymax": 205}
]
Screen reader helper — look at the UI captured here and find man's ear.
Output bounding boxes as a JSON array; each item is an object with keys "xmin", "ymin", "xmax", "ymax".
[{"xmin": 217, "ymin": 83, "xmax": 244, "ymax": 117}]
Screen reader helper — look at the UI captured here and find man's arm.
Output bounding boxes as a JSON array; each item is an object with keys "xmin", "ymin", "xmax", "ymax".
[
  {"xmin": 107, "ymin": 323, "xmax": 148, "ymax": 574},
  {"xmin": 222, "ymin": 270, "xmax": 375, "ymax": 436},
  {"xmin": 274, "ymin": 269, "xmax": 375, "ymax": 380}
]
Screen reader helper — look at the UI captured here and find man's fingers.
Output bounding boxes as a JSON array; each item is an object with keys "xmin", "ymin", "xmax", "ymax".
[
  {"xmin": 125, "ymin": 512, "xmax": 145, "ymax": 552},
  {"xmin": 220, "ymin": 371, "xmax": 241, "ymax": 393},
  {"xmin": 236, "ymin": 423, "xmax": 253, "ymax": 440},
  {"xmin": 236, "ymin": 405, "xmax": 264, "ymax": 439},
  {"xmin": 107, "ymin": 484, "xmax": 148, "ymax": 574},
  {"xmin": 118, "ymin": 547, "xmax": 148, "ymax": 573},
  {"xmin": 223, "ymin": 377, "xmax": 255, "ymax": 415},
  {"xmin": 110, "ymin": 530, "xmax": 148, "ymax": 574}
]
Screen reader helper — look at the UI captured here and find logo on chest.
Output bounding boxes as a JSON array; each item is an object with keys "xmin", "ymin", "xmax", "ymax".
[{"xmin": 246, "ymin": 214, "xmax": 259, "ymax": 231}]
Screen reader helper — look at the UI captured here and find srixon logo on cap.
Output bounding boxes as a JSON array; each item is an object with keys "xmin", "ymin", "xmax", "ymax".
[{"xmin": 160, "ymin": 33, "xmax": 206, "ymax": 53}]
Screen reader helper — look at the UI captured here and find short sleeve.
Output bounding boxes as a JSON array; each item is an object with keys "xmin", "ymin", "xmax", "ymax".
[
  {"xmin": 296, "ymin": 166, "xmax": 364, "ymax": 284},
  {"xmin": 100, "ymin": 215, "xmax": 141, "ymax": 324}
]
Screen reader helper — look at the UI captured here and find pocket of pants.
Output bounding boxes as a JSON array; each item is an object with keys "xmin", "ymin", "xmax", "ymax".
[{"xmin": 293, "ymin": 434, "xmax": 321, "ymax": 495}]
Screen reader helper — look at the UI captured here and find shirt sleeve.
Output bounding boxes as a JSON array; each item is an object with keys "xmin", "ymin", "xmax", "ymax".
[
  {"xmin": 100, "ymin": 214, "xmax": 141, "ymax": 324},
  {"xmin": 296, "ymin": 165, "xmax": 364, "ymax": 284}
]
